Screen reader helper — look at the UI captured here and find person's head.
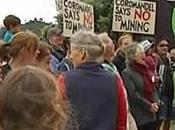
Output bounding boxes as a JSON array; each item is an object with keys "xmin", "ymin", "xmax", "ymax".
[
  {"xmin": 170, "ymin": 48, "xmax": 175, "ymax": 60},
  {"xmin": 139, "ymin": 40, "xmax": 155, "ymax": 55},
  {"xmin": 3, "ymin": 15, "xmax": 21, "ymax": 33},
  {"xmin": 63, "ymin": 38, "xmax": 71, "ymax": 57},
  {"xmin": 156, "ymin": 39, "xmax": 169, "ymax": 56},
  {"xmin": 126, "ymin": 43, "xmax": 146, "ymax": 65},
  {"xmin": 117, "ymin": 33, "xmax": 133, "ymax": 50},
  {"xmin": 0, "ymin": 66, "xmax": 68, "ymax": 130},
  {"xmin": 9, "ymin": 32, "xmax": 39, "ymax": 67},
  {"xmin": 98, "ymin": 32, "xmax": 115, "ymax": 61},
  {"xmin": 70, "ymin": 31, "xmax": 104, "ymax": 67},
  {"xmin": 36, "ymin": 41, "xmax": 52, "ymax": 72},
  {"xmin": 0, "ymin": 41, "xmax": 9, "ymax": 65},
  {"xmin": 47, "ymin": 27, "xmax": 63, "ymax": 46}
]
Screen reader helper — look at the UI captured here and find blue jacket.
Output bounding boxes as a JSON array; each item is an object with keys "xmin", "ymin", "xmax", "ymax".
[
  {"xmin": 50, "ymin": 46, "xmax": 66, "ymax": 74},
  {"xmin": 63, "ymin": 62, "xmax": 118, "ymax": 130}
]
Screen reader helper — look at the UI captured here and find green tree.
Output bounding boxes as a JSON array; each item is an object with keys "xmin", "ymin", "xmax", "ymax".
[
  {"xmin": 54, "ymin": 14, "xmax": 63, "ymax": 30},
  {"xmin": 23, "ymin": 19, "xmax": 51, "ymax": 38}
]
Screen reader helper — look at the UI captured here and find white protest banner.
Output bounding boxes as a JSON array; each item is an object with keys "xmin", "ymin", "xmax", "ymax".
[
  {"xmin": 62, "ymin": 0, "xmax": 94, "ymax": 37},
  {"xmin": 112, "ymin": 0, "xmax": 156, "ymax": 35}
]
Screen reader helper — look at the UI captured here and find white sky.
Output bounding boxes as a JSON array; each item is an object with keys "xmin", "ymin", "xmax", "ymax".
[{"xmin": 0, "ymin": 0, "xmax": 58, "ymax": 26}]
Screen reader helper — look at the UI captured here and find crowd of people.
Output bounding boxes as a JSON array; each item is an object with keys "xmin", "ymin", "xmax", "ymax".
[{"xmin": 0, "ymin": 14, "xmax": 175, "ymax": 130}]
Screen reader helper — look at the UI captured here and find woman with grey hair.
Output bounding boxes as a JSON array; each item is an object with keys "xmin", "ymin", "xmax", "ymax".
[
  {"xmin": 122, "ymin": 44, "xmax": 158, "ymax": 130},
  {"xmin": 69, "ymin": 31, "xmax": 104, "ymax": 66},
  {"xmin": 57, "ymin": 31, "xmax": 127, "ymax": 130}
]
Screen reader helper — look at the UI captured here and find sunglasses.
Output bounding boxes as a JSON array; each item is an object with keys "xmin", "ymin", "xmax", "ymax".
[{"xmin": 159, "ymin": 44, "xmax": 169, "ymax": 47}]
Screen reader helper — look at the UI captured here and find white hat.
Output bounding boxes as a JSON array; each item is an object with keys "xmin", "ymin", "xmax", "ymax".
[{"xmin": 139, "ymin": 40, "xmax": 153, "ymax": 52}]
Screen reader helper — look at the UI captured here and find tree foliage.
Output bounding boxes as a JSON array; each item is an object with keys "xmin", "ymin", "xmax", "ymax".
[{"xmin": 22, "ymin": 18, "xmax": 51, "ymax": 38}]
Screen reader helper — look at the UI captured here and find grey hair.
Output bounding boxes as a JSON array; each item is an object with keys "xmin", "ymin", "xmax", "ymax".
[
  {"xmin": 98, "ymin": 32, "xmax": 111, "ymax": 45},
  {"xmin": 125, "ymin": 43, "xmax": 142, "ymax": 61},
  {"xmin": 71, "ymin": 31, "xmax": 104, "ymax": 61}
]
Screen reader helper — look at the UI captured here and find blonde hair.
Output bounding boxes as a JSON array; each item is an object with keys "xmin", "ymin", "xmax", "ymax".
[
  {"xmin": 0, "ymin": 66, "xmax": 68, "ymax": 130},
  {"xmin": 9, "ymin": 32, "xmax": 39, "ymax": 58},
  {"xmin": 98, "ymin": 32, "xmax": 114, "ymax": 58},
  {"xmin": 98, "ymin": 32, "xmax": 111, "ymax": 45},
  {"xmin": 117, "ymin": 33, "xmax": 133, "ymax": 48},
  {"xmin": 170, "ymin": 48, "xmax": 175, "ymax": 54}
]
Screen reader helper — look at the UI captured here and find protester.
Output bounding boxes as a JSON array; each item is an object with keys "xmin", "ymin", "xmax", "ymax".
[
  {"xmin": 98, "ymin": 32, "xmax": 118, "ymax": 74},
  {"xmin": 0, "ymin": 40, "xmax": 10, "ymax": 83},
  {"xmin": 113, "ymin": 33, "xmax": 134, "ymax": 73},
  {"xmin": 3, "ymin": 15, "xmax": 21, "ymax": 43},
  {"xmin": 170, "ymin": 48, "xmax": 175, "ymax": 71},
  {"xmin": 140, "ymin": 40, "xmax": 157, "ymax": 73},
  {"xmin": 0, "ymin": 66, "xmax": 68, "ymax": 130},
  {"xmin": 36, "ymin": 41, "xmax": 52, "ymax": 72},
  {"xmin": 57, "ymin": 38, "xmax": 74, "ymax": 72},
  {"xmin": 58, "ymin": 31, "xmax": 127, "ymax": 130},
  {"xmin": 47, "ymin": 27, "xmax": 65, "ymax": 74},
  {"xmin": 139, "ymin": 40, "xmax": 158, "ymax": 85},
  {"xmin": 99, "ymin": 32, "xmax": 138, "ymax": 130},
  {"xmin": 122, "ymin": 44, "xmax": 158, "ymax": 130},
  {"xmin": 1, "ymin": 32, "xmax": 39, "ymax": 77},
  {"xmin": 155, "ymin": 39, "xmax": 174, "ymax": 130},
  {"xmin": 0, "ymin": 40, "xmax": 9, "ymax": 66}
]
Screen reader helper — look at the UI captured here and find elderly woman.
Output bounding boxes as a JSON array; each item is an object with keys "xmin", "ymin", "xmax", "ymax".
[
  {"xmin": 122, "ymin": 44, "xmax": 158, "ymax": 130},
  {"xmin": 58, "ymin": 31, "xmax": 127, "ymax": 130}
]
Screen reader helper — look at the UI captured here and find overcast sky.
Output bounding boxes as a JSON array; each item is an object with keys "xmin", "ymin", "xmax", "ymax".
[{"xmin": 0, "ymin": 0, "xmax": 58, "ymax": 26}]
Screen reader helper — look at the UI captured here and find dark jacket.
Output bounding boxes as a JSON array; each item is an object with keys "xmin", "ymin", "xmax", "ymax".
[
  {"xmin": 61, "ymin": 62, "xmax": 127, "ymax": 130},
  {"xmin": 1, "ymin": 64, "xmax": 11, "ymax": 78},
  {"xmin": 50, "ymin": 46, "xmax": 66, "ymax": 74},
  {"xmin": 122, "ymin": 65, "xmax": 156, "ymax": 126},
  {"xmin": 156, "ymin": 54, "xmax": 174, "ymax": 100},
  {"xmin": 113, "ymin": 50, "xmax": 126, "ymax": 74}
]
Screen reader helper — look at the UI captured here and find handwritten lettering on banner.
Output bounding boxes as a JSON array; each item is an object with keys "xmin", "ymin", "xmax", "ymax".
[
  {"xmin": 63, "ymin": 0, "xmax": 94, "ymax": 37},
  {"xmin": 112, "ymin": 0, "xmax": 156, "ymax": 35}
]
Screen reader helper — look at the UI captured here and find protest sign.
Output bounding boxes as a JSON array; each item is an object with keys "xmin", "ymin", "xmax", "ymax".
[
  {"xmin": 62, "ymin": 0, "xmax": 94, "ymax": 37},
  {"xmin": 112, "ymin": 0, "xmax": 156, "ymax": 35}
]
